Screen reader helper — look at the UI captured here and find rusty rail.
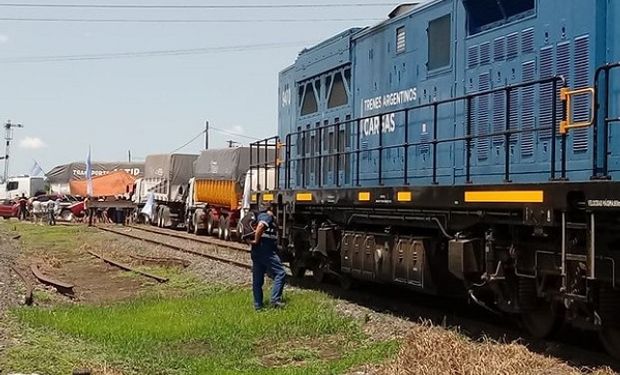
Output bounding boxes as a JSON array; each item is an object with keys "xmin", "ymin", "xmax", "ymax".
[
  {"xmin": 30, "ymin": 264, "xmax": 75, "ymax": 297},
  {"xmin": 87, "ymin": 250, "xmax": 169, "ymax": 283},
  {"xmin": 11, "ymin": 265, "xmax": 33, "ymax": 305},
  {"xmin": 98, "ymin": 226, "xmax": 252, "ymax": 270},
  {"xmin": 129, "ymin": 254, "xmax": 191, "ymax": 268}
]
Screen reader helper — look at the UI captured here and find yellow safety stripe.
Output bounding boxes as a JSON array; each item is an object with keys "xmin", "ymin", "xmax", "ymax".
[{"xmin": 465, "ymin": 190, "xmax": 544, "ymax": 203}]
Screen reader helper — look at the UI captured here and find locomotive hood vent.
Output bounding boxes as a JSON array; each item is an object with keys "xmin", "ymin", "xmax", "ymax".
[{"xmin": 388, "ymin": 3, "xmax": 421, "ymax": 19}]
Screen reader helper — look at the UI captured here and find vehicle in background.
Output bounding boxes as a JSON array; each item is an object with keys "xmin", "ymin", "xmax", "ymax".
[
  {"xmin": 30, "ymin": 194, "xmax": 84, "ymax": 221},
  {"xmin": 0, "ymin": 176, "xmax": 46, "ymax": 200},
  {"xmin": 185, "ymin": 148, "xmax": 251, "ymax": 240},
  {"xmin": 0, "ymin": 199, "xmax": 19, "ymax": 219},
  {"xmin": 132, "ymin": 154, "xmax": 197, "ymax": 228}
]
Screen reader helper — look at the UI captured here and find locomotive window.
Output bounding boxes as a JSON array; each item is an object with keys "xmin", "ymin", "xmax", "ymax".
[
  {"xmin": 396, "ymin": 27, "xmax": 406, "ymax": 54},
  {"xmin": 6, "ymin": 181, "xmax": 18, "ymax": 191},
  {"xmin": 503, "ymin": 0, "xmax": 535, "ymax": 20},
  {"xmin": 328, "ymin": 72, "xmax": 348, "ymax": 108},
  {"xmin": 427, "ymin": 14, "xmax": 451, "ymax": 71},
  {"xmin": 300, "ymin": 83, "xmax": 318, "ymax": 115},
  {"xmin": 464, "ymin": 0, "xmax": 535, "ymax": 35},
  {"xmin": 344, "ymin": 68, "xmax": 351, "ymax": 89}
]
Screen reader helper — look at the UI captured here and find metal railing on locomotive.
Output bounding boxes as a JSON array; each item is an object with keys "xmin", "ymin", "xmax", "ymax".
[
  {"xmin": 251, "ymin": 69, "xmax": 617, "ymax": 191},
  {"xmin": 249, "ymin": 136, "xmax": 280, "ymax": 192},
  {"xmin": 277, "ymin": 75, "xmax": 570, "ymax": 190},
  {"xmin": 591, "ymin": 62, "xmax": 620, "ymax": 179}
]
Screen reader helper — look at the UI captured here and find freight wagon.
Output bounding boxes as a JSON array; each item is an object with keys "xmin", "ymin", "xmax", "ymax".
[
  {"xmin": 133, "ymin": 154, "xmax": 197, "ymax": 228},
  {"xmin": 250, "ymin": 0, "xmax": 620, "ymax": 357}
]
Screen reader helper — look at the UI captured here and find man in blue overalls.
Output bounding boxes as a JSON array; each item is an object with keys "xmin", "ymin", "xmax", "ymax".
[{"xmin": 248, "ymin": 207, "xmax": 286, "ymax": 310}]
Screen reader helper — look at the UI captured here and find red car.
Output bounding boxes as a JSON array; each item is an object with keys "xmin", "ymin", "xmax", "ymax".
[
  {"xmin": 68, "ymin": 201, "xmax": 85, "ymax": 220},
  {"xmin": 0, "ymin": 199, "xmax": 19, "ymax": 219}
]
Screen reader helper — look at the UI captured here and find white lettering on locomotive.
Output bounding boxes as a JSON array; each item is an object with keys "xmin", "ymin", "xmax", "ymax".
[
  {"xmin": 361, "ymin": 114, "xmax": 396, "ymax": 137},
  {"xmin": 362, "ymin": 87, "xmax": 417, "ymax": 114}
]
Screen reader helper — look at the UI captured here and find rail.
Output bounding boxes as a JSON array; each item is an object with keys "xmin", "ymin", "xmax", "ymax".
[{"xmin": 251, "ymin": 76, "xmax": 569, "ymax": 191}]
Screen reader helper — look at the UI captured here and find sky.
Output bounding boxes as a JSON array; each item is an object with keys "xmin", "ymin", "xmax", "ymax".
[{"xmin": 0, "ymin": 0, "xmax": 398, "ymax": 177}]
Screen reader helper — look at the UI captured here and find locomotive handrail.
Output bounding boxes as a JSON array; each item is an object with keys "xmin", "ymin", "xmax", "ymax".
[
  {"xmin": 251, "ymin": 75, "xmax": 568, "ymax": 192},
  {"xmin": 559, "ymin": 87, "xmax": 596, "ymax": 134}
]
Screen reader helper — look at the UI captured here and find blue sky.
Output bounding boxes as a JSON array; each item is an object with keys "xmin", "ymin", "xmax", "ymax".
[{"xmin": 0, "ymin": 1, "xmax": 396, "ymax": 176}]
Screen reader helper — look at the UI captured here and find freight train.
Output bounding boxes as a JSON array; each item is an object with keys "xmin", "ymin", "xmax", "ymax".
[{"xmin": 248, "ymin": 0, "xmax": 620, "ymax": 357}]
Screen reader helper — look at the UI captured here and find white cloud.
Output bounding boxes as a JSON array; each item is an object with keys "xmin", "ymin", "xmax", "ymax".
[
  {"xmin": 19, "ymin": 137, "xmax": 46, "ymax": 150},
  {"xmin": 0, "ymin": 34, "xmax": 9, "ymax": 44}
]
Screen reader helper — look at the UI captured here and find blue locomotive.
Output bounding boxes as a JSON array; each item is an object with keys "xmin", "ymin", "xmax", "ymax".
[{"xmin": 251, "ymin": 0, "xmax": 620, "ymax": 357}]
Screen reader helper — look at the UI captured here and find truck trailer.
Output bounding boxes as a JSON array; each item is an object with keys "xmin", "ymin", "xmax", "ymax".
[
  {"xmin": 133, "ymin": 153, "xmax": 197, "ymax": 228},
  {"xmin": 186, "ymin": 148, "xmax": 251, "ymax": 240}
]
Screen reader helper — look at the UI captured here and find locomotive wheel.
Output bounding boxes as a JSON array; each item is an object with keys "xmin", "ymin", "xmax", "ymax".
[
  {"xmin": 290, "ymin": 260, "xmax": 306, "ymax": 279},
  {"xmin": 598, "ymin": 285, "xmax": 620, "ymax": 358},
  {"xmin": 339, "ymin": 274, "xmax": 355, "ymax": 290},
  {"xmin": 312, "ymin": 265, "xmax": 326, "ymax": 283},
  {"xmin": 600, "ymin": 327, "xmax": 620, "ymax": 359},
  {"xmin": 521, "ymin": 303, "xmax": 561, "ymax": 339}
]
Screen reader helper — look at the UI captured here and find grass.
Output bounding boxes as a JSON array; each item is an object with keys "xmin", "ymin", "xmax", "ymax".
[
  {"xmin": 2, "ymin": 290, "xmax": 396, "ymax": 374},
  {"xmin": 0, "ymin": 221, "xmax": 397, "ymax": 374},
  {"xmin": 0, "ymin": 220, "xmax": 96, "ymax": 257}
]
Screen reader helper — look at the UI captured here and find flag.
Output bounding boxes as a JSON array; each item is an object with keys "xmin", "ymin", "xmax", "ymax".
[
  {"xmin": 29, "ymin": 160, "xmax": 44, "ymax": 176},
  {"xmin": 86, "ymin": 147, "xmax": 93, "ymax": 196}
]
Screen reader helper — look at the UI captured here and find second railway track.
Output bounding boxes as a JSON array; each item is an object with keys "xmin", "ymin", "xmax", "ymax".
[{"xmin": 98, "ymin": 225, "xmax": 252, "ymax": 269}]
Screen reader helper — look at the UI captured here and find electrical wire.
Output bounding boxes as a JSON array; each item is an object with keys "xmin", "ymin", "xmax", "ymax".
[
  {"xmin": 0, "ymin": 41, "xmax": 314, "ymax": 63},
  {"xmin": 209, "ymin": 126, "xmax": 261, "ymax": 141},
  {"xmin": 0, "ymin": 17, "xmax": 380, "ymax": 23},
  {"xmin": 0, "ymin": 3, "xmax": 397, "ymax": 9},
  {"xmin": 170, "ymin": 130, "xmax": 206, "ymax": 153}
]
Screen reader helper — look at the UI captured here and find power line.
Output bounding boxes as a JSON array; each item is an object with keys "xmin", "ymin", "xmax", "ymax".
[
  {"xmin": 0, "ymin": 3, "xmax": 397, "ymax": 9},
  {"xmin": 0, "ymin": 40, "xmax": 314, "ymax": 63},
  {"xmin": 210, "ymin": 126, "xmax": 261, "ymax": 141},
  {"xmin": 0, "ymin": 17, "xmax": 380, "ymax": 23},
  {"xmin": 170, "ymin": 130, "xmax": 206, "ymax": 153}
]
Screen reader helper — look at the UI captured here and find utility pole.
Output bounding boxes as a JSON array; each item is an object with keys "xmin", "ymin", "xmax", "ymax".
[
  {"xmin": 0, "ymin": 120, "xmax": 23, "ymax": 183},
  {"xmin": 128, "ymin": 150, "xmax": 132, "ymax": 163},
  {"xmin": 205, "ymin": 120, "xmax": 209, "ymax": 150}
]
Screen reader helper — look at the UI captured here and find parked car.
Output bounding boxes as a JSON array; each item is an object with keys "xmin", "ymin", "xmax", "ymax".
[
  {"xmin": 0, "ymin": 199, "xmax": 19, "ymax": 219},
  {"xmin": 68, "ymin": 201, "xmax": 85, "ymax": 220}
]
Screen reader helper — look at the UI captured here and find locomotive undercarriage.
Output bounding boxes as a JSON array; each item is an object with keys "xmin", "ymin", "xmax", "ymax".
[{"xmin": 277, "ymin": 203, "xmax": 620, "ymax": 357}]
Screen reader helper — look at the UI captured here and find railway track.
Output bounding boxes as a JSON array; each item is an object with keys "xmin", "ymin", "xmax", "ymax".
[
  {"xmin": 125, "ymin": 224, "xmax": 250, "ymax": 254},
  {"xmin": 98, "ymin": 224, "xmax": 620, "ymax": 370},
  {"xmin": 97, "ymin": 225, "xmax": 251, "ymax": 269}
]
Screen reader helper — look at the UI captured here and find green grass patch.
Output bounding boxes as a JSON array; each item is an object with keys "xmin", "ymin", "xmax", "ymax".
[
  {"xmin": 3, "ymin": 289, "xmax": 397, "ymax": 374},
  {"xmin": 0, "ymin": 221, "xmax": 96, "ymax": 257}
]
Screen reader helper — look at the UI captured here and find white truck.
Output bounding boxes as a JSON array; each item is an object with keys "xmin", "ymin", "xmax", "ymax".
[
  {"xmin": 132, "ymin": 154, "xmax": 198, "ymax": 228},
  {"xmin": 0, "ymin": 176, "xmax": 46, "ymax": 200}
]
